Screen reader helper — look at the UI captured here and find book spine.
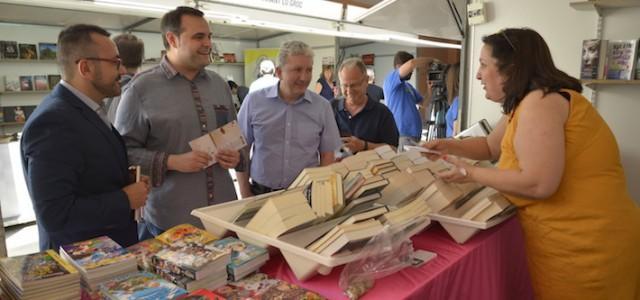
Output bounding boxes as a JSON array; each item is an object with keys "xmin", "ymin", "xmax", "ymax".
[{"xmin": 47, "ymin": 249, "xmax": 79, "ymax": 274}]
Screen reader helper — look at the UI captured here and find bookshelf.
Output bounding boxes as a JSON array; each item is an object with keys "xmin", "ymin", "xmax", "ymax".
[
  {"xmin": 0, "ymin": 122, "xmax": 25, "ymax": 127},
  {"xmin": 0, "ymin": 90, "xmax": 49, "ymax": 95},
  {"xmin": 0, "ymin": 59, "xmax": 57, "ymax": 64},
  {"xmin": 570, "ymin": 0, "xmax": 640, "ymax": 15},
  {"xmin": 581, "ymin": 79, "xmax": 640, "ymax": 89}
]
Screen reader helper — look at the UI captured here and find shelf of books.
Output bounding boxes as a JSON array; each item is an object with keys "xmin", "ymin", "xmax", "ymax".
[
  {"xmin": 0, "ymin": 90, "xmax": 49, "ymax": 95},
  {"xmin": 0, "ymin": 59, "xmax": 57, "ymax": 64},
  {"xmin": 582, "ymin": 79, "xmax": 640, "ymax": 89}
]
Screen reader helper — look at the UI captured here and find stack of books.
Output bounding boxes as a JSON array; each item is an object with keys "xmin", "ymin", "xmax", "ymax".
[
  {"xmin": 245, "ymin": 189, "xmax": 318, "ymax": 238},
  {"xmin": 127, "ymin": 224, "xmax": 231, "ymax": 292},
  {"xmin": 97, "ymin": 271, "xmax": 187, "ymax": 299},
  {"xmin": 211, "ymin": 237, "xmax": 269, "ymax": 281},
  {"xmin": 439, "ymin": 187, "xmax": 514, "ymax": 222},
  {"xmin": 0, "ymin": 250, "xmax": 80, "ymax": 300},
  {"xmin": 309, "ymin": 172, "xmax": 344, "ymax": 218},
  {"xmin": 175, "ymin": 288, "xmax": 225, "ymax": 299},
  {"xmin": 59, "ymin": 236, "xmax": 137, "ymax": 297},
  {"xmin": 307, "ymin": 218, "xmax": 384, "ymax": 256}
]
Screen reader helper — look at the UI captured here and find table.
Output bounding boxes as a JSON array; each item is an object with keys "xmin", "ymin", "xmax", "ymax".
[{"xmin": 262, "ymin": 216, "xmax": 534, "ymax": 300}]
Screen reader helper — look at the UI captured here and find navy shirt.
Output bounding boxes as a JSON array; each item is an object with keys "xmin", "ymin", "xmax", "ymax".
[
  {"xmin": 317, "ymin": 77, "xmax": 335, "ymax": 100},
  {"xmin": 331, "ymin": 95, "xmax": 399, "ymax": 148}
]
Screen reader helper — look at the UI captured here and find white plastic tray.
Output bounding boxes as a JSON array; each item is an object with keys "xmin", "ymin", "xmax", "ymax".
[
  {"xmin": 427, "ymin": 209, "xmax": 515, "ymax": 244},
  {"xmin": 192, "ymin": 198, "xmax": 430, "ymax": 281}
]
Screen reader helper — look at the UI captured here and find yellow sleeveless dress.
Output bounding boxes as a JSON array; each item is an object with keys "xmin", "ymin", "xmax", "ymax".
[{"xmin": 497, "ymin": 89, "xmax": 640, "ymax": 299}]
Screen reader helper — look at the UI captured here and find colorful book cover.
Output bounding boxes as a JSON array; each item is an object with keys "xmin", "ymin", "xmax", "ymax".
[
  {"xmin": 152, "ymin": 243, "xmax": 228, "ymax": 279},
  {"xmin": 34, "ymin": 75, "xmax": 49, "ymax": 90},
  {"xmin": 38, "ymin": 42, "xmax": 57, "ymax": 60},
  {"xmin": 156, "ymin": 224, "xmax": 217, "ymax": 246},
  {"xmin": 605, "ymin": 39, "xmax": 639, "ymax": 80},
  {"xmin": 215, "ymin": 273, "xmax": 324, "ymax": 300},
  {"xmin": 19, "ymin": 75, "xmax": 33, "ymax": 91},
  {"xmin": 98, "ymin": 271, "xmax": 187, "ymax": 300},
  {"xmin": 174, "ymin": 288, "xmax": 225, "ymax": 300},
  {"xmin": 580, "ymin": 39, "xmax": 605, "ymax": 80},
  {"xmin": 18, "ymin": 43, "xmax": 37, "ymax": 60},
  {"xmin": 0, "ymin": 250, "xmax": 77, "ymax": 288},
  {"xmin": 210, "ymin": 237, "xmax": 267, "ymax": 269},
  {"xmin": 127, "ymin": 238, "xmax": 167, "ymax": 271},
  {"xmin": 1, "ymin": 41, "xmax": 19, "ymax": 59},
  {"xmin": 60, "ymin": 236, "xmax": 135, "ymax": 271}
]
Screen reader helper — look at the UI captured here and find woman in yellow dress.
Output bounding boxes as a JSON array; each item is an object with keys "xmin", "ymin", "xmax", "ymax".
[{"xmin": 424, "ymin": 28, "xmax": 640, "ymax": 299}]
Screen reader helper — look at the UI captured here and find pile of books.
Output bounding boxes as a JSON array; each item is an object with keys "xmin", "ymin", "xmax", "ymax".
[
  {"xmin": 59, "ymin": 236, "xmax": 137, "ymax": 298},
  {"xmin": 580, "ymin": 38, "xmax": 640, "ymax": 80},
  {"xmin": 0, "ymin": 250, "xmax": 80, "ymax": 300},
  {"xmin": 127, "ymin": 224, "xmax": 268, "ymax": 291}
]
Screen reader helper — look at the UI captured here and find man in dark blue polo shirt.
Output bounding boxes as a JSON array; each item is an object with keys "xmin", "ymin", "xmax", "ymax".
[{"xmin": 332, "ymin": 58, "xmax": 399, "ymax": 153}]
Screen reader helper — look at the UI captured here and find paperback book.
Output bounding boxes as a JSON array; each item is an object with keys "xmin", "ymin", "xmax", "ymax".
[
  {"xmin": 605, "ymin": 39, "xmax": 639, "ymax": 80},
  {"xmin": 98, "ymin": 271, "xmax": 187, "ymax": 300}
]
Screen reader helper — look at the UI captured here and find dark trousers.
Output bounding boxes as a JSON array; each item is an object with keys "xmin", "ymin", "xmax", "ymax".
[{"xmin": 250, "ymin": 181, "xmax": 282, "ymax": 195}]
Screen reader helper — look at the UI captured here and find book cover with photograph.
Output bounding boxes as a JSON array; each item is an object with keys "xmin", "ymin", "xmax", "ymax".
[
  {"xmin": 34, "ymin": 75, "xmax": 49, "ymax": 90},
  {"xmin": 127, "ymin": 238, "xmax": 167, "ymax": 272},
  {"xmin": 580, "ymin": 39, "xmax": 607, "ymax": 80},
  {"xmin": 48, "ymin": 74, "xmax": 61, "ymax": 88},
  {"xmin": 2, "ymin": 106, "xmax": 36, "ymax": 123},
  {"xmin": 1, "ymin": 41, "xmax": 18, "ymax": 59},
  {"xmin": 19, "ymin": 75, "xmax": 33, "ymax": 91},
  {"xmin": 18, "ymin": 43, "xmax": 37, "ymax": 60},
  {"xmin": 38, "ymin": 42, "xmax": 57, "ymax": 60},
  {"xmin": 605, "ymin": 39, "xmax": 639, "ymax": 80}
]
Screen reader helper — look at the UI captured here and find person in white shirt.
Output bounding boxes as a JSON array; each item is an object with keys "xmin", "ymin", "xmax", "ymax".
[{"xmin": 248, "ymin": 59, "xmax": 279, "ymax": 93}]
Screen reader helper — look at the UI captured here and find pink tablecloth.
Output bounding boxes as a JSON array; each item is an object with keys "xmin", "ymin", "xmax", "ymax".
[{"xmin": 262, "ymin": 216, "xmax": 534, "ymax": 300}]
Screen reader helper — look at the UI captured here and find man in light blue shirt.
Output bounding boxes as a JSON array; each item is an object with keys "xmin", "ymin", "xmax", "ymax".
[{"xmin": 237, "ymin": 41, "xmax": 341, "ymax": 197}]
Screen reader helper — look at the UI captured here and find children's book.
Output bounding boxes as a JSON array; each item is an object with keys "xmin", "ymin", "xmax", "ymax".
[
  {"xmin": 59, "ymin": 236, "xmax": 135, "ymax": 271},
  {"xmin": 174, "ymin": 288, "xmax": 226, "ymax": 299},
  {"xmin": 152, "ymin": 242, "xmax": 229, "ymax": 280},
  {"xmin": 0, "ymin": 250, "xmax": 78, "ymax": 290},
  {"xmin": 98, "ymin": 271, "xmax": 187, "ymax": 300},
  {"xmin": 155, "ymin": 224, "xmax": 217, "ymax": 246},
  {"xmin": 126, "ymin": 238, "xmax": 167, "ymax": 271}
]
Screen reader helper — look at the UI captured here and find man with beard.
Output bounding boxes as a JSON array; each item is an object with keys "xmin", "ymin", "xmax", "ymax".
[
  {"xmin": 237, "ymin": 41, "xmax": 341, "ymax": 197},
  {"xmin": 21, "ymin": 24, "xmax": 149, "ymax": 250},
  {"xmin": 383, "ymin": 51, "xmax": 435, "ymax": 150},
  {"xmin": 332, "ymin": 58, "xmax": 398, "ymax": 153},
  {"xmin": 115, "ymin": 6, "xmax": 246, "ymax": 239}
]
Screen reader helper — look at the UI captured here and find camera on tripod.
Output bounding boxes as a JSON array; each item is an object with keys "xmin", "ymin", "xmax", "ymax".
[{"xmin": 425, "ymin": 62, "xmax": 449, "ymax": 141}]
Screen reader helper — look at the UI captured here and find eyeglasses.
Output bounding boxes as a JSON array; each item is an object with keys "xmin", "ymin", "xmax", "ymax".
[
  {"xmin": 75, "ymin": 57, "xmax": 122, "ymax": 69},
  {"xmin": 500, "ymin": 31, "xmax": 517, "ymax": 51}
]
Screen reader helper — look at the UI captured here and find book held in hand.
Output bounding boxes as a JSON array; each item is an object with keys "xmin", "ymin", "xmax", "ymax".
[{"xmin": 188, "ymin": 120, "xmax": 247, "ymax": 167}]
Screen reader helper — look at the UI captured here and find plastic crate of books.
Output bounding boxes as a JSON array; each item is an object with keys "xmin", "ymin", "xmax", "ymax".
[{"xmin": 192, "ymin": 196, "xmax": 430, "ymax": 281}]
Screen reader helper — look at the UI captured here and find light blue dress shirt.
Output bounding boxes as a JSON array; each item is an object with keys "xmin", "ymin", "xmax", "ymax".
[{"xmin": 238, "ymin": 83, "xmax": 341, "ymax": 189}]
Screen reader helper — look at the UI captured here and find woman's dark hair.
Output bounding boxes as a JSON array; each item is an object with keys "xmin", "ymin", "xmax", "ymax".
[
  {"xmin": 482, "ymin": 28, "xmax": 582, "ymax": 114},
  {"xmin": 160, "ymin": 6, "xmax": 204, "ymax": 49}
]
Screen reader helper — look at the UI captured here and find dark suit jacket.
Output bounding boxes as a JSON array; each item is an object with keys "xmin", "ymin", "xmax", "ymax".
[{"xmin": 21, "ymin": 84, "xmax": 137, "ymax": 251}]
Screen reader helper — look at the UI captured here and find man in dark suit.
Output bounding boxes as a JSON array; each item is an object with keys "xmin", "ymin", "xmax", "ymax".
[{"xmin": 21, "ymin": 24, "xmax": 149, "ymax": 251}]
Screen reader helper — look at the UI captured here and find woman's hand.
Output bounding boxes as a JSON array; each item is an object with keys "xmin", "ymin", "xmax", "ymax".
[
  {"xmin": 421, "ymin": 139, "xmax": 450, "ymax": 161},
  {"xmin": 437, "ymin": 155, "xmax": 475, "ymax": 183}
]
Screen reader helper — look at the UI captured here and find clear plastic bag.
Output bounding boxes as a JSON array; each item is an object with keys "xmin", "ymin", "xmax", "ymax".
[{"xmin": 338, "ymin": 216, "xmax": 427, "ymax": 300}]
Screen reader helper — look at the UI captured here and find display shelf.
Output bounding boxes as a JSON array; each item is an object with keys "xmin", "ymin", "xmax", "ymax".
[
  {"xmin": 0, "ymin": 122, "xmax": 25, "ymax": 127},
  {"xmin": 142, "ymin": 61, "xmax": 244, "ymax": 66},
  {"xmin": 0, "ymin": 90, "xmax": 49, "ymax": 95},
  {"xmin": 0, "ymin": 59, "xmax": 57, "ymax": 64},
  {"xmin": 570, "ymin": 0, "xmax": 640, "ymax": 15},
  {"xmin": 582, "ymin": 79, "xmax": 640, "ymax": 89}
]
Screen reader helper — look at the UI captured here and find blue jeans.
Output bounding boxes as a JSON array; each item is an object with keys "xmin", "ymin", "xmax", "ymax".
[{"xmin": 137, "ymin": 220, "xmax": 165, "ymax": 241}]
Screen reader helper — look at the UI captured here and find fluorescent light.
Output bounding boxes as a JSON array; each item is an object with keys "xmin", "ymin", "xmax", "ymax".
[
  {"xmin": 388, "ymin": 35, "xmax": 461, "ymax": 49},
  {"xmin": 93, "ymin": 0, "xmax": 173, "ymax": 13},
  {"xmin": 351, "ymin": 0, "xmax": 399, "ymax": 22}
]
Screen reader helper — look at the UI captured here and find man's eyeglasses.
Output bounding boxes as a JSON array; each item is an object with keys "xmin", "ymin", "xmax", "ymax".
[
  {"xmin": 75, "ymin": 57, "xmax": 122, "ymax": 69},
  {"xmin": 501, "ymin": 31, "xmax": 517, "ymax": 51}
]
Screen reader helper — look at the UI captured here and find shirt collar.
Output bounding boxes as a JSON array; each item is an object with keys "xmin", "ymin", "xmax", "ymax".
[
  {"xmin": 266, "ymin": 82, "xmax": 313, "ymax": 104},
  {"xmin": 160, "ymin": 55, "xmax": 207, "ymax": 80},
  {"xmin": 59, "ymin": 80, "xmax": 101, "ymax": 112},
  {"xmin": 338, "ymin": 94, "xmax": 374, "ymax": 112}
]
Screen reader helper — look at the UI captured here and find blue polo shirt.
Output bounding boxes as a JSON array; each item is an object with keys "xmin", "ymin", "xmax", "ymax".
[
  {"xmin": 383, "ymin": 69, "xmax": 423, "ymax": 138},
  {"xmin": 331, "ymin": 95, "xmax": 399, "ymax": 148}
]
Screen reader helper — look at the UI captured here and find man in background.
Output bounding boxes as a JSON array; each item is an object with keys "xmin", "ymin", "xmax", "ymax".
[
  {"xmin": 115, "ymin": 6, "xmax": 246, "ymax": 239},
  {"xmin": 21, "ymin": 24, "xmax": 148, "ymax": 250},
  {"xmin": 384, "ymin": 51, "xmax": 435, "ymax": 150},
  {"xmin": 237, "ymin": 41, "xmax": 341, "ymax": 197},
  {"xmin": 248, "ymin": 59, "xmax": 278, "ymax": 93},
  {"xmin": 366, "ymin": 68, "xmax": 384, "ymax": 103},
  {"xmin": 105, "ymin": 33, "xmax": 144, "ymax": 122},
  {"xmin": 332, "ymin": 58, "xmax": 398, "ymax": 153}
]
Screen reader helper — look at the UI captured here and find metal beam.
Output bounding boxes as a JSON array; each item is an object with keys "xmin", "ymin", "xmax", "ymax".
[{"xmin": 122, "ymin": 17, "xmax": 156, "ymax": 33}]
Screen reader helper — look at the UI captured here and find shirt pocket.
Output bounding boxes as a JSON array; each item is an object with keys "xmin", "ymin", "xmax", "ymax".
[
  {"xmin": 214, "ymin": 105, "xmax": 230, "ymax": 128},
  {"xmin": 294, "ymin": 120, "xmax": 321, "ymax": 150}
]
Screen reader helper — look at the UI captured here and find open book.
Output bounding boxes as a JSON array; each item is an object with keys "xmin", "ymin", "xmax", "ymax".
[{"xmin": 188, "ymin": 120, "xmax": 247, "ymax": 167}]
